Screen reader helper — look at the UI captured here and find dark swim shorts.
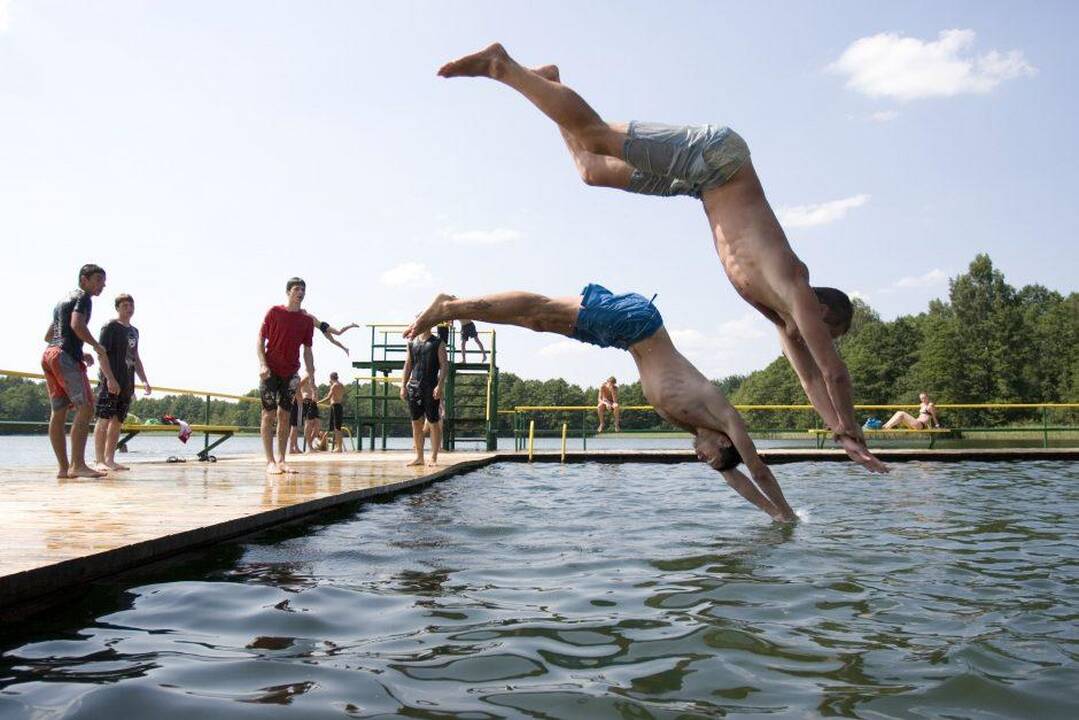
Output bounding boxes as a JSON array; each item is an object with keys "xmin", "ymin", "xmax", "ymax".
[
  {"xmin": 571, "ymin": 284, "xmax": 663, "ymax": 350},
  {"xmin": 460, "ymin": 321, "xmax": 479, "ymax": 341}
]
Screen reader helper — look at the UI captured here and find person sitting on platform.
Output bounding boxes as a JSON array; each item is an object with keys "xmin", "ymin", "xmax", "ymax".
[
  {"xmin": 883, "ymin": 392, "xmax": 940, "ymax": 430},
  {"xmin": 597, "ymin": 376, "xmax": 620, "ymax": 433},
  {"xmin": 405, "ymin": 285, "xmax": 797, "ymax": 523}
]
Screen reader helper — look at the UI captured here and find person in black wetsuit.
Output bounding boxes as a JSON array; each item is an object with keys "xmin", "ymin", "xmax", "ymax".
[{"xmin": 400, "ymin": 326, "xmax": 448, "ymax": 467}]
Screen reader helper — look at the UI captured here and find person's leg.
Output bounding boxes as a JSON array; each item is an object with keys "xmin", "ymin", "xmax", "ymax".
[
  {"xmin": 429, "ymin": 421, "xmax": 441, "ymax": 466},
  {"xmin": 613, "ymin": 403, "xmax": 621, "ymax": 431},
  {"xmin": 439, "ymin": 44, "xmax": 627, "ymax": 159},
  {"xmin": 69, "ymin": 402, "xmax": 103, "ymax": 477},
  {"xmin": 460, "ymin": 338, "xmax": 468, "ymax": 363},
  {"xmin": 475, "ymin": 335, "xmax": 488, "ymax": 363},
  {"xmin": 276, "ymin": 408, "xmax": 291, "ymax": 469},
  {"xmin": 48, "ymin": 406, "xmax": 70, "ymax": 478},
  {"xmin": 261, "ymin": 409, "xmax": 278, "ymax": 472},
  {"xmin": 407, "ymin": 291, "xmax": 580, "ymax": 340},
  {"xmin": 104, "ymin": 417, "xmax": 128, "ymax": 470},
  {"xmin": 93, "ymin": 415, "xmax": 108, "ymax": 467},
  {"xmin": 596, "ymin": 403, "xmax": 606, "ymax": 433},
  {"xmin": 883, "ymin": 411, "xmax": 915, "ymax": 430},
  {"xmin": 408, "ymin": 419, "xmax": 425, "ymax": 466}
]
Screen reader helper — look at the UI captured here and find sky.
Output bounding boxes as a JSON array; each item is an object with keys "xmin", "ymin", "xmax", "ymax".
[{"xmin": 1, "ymin": 0, "xmax": 1075, "ymax": 395}]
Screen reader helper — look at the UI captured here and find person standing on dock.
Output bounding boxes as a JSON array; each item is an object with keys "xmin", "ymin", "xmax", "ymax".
[
  {"xmin": 596, "ymin": 376, "xmax": 621, "ymax": 433},
  {"xmin": 258, "ymin": 277, "xmax": 317, "ymax": 474},
  {"xmin": 92, "ymin": 293, "xmax": 151, "ymax": 472},
  {"xmin": 405, "ymin": 287, "xmax": 797, "ymax": 522},
  {"xmin": 41, "ymin": 264, "xmax": 120, "ymax": 479},
  {"xmin": 319, "ymin": 371, "xmax": 347, "ymax": 453},
  {"xmin": 401, "ymin": 326, "xmax": 448, "ymax": 467},
  {"xmin": 457, "ymin": 319, "xmax": 487, "ymax": 364},
  {"xmin": 437, "ymin": 43, "xmax": 886, "ymax": 474}
]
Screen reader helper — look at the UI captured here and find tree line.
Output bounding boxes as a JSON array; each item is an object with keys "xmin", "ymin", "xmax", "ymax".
[{"xmin": 2, "ymin": 255, "xmax": 1075, "ymax": 434}]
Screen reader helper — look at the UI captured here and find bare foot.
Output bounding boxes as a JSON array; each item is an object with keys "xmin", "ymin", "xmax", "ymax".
[
  {"xmin": 404, "ymin": 293, "xmax": 456, "ymax": 339},
  {"xmin": 267, "ymin": 462, "xmax": 283, "ymax": 475},
  {"xmin": 597, "ymin": 425, "xmax": 605, "ymax": 433},
  {"xmin": 838, "ymin": 435, "xmax": 889, "ymax": 474},
  {"xmin": 531, "ymin": 64, "xmax": 560, "ymax": 82},
  {"xmin": 427, "ymin": 457, "xmax": 439, "ymax": 467},
  {"xmin": 406, "ymin": 457, "xmax": 424, "ymax": 467},
  {"xmin": 105, "ymin": 461, "xmax": 130, "ymax": 471},
  {"xmin": 56, "ymin": 466, "xmax": 69, "ymax": 479},
  {"xmin": 438, "ymin": 42, "xmax": 511, "ymax": 79},
  {"xmin": 68, "ymin": 465, "xmax": 106, "ymax": 479},
  {"xmin": 278, "ymin": 462, "xmax": 298, "ymax": 474}
]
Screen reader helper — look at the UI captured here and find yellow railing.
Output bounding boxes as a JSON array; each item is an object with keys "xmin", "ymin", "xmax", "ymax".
[
  {"xmin": 1, "ymin": 369, "xmax": 260, "ymax": 403},
  {"xmin": 511, "ymin": 403, "xmax": 1079, "ymax": 412}
]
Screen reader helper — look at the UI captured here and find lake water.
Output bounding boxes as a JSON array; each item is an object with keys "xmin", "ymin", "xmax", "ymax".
[{"xmin": 1, "ymin": 460, "xmax": 1076, "ymax": 718}]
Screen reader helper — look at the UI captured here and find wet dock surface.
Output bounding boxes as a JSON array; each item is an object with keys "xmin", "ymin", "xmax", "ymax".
[{"xmin": 1, "ymin": 447, "xmax": 1075, "ymax": 616}]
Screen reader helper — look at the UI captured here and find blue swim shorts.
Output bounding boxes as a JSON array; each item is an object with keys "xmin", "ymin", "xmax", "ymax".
[
  {"xmin": 571, "ymin": 284, "xmax": 664, "ymax": 350},
  {"xmin": 622, "ymin": 122, "xmax": 750, "ymax": 199}
]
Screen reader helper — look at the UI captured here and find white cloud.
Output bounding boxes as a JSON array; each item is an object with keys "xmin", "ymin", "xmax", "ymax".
[
  {"xmin": 442, "ymin": 227, "xmax": 522, "ymax": 245},
  {"xmin": 777, "ymin": 194, "xmax": 870, "ymax": 229},
  {"xmin": 539, "ymin": 340, "xmax": 592, "ymax": 357},
  {"xmin": 829, "ymin": 29, "xmax": 1036, "ymax": 102},
  {"xmin": 666, "ymin": 314, "xmax": 774, "ymax": 379},
  {"xmin": 0, "ymin": 0, "xmax": 10, "ymax": 32},
  {"xmin": 870, "ymin": 110, "xmax": 898, "ymax": 123},
  {"xmin": 849, "ymin": 290, "xmax": 871, "ymax": 302},
  {"xmin": 380, "ymin": 262, "xmax": 432, "ymax": 287},
  {"xmin": 893, "ymin": 268, "xmax": 947, "ymax": 289}
]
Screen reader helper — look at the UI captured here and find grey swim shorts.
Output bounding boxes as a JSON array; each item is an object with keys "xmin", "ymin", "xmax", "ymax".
[{"xmin": 622, "ymin": 122, "xmax": 750, "ymax": 199}]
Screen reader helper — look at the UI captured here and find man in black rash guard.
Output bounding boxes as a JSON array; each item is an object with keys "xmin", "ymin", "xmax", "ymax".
[{"xmin": 400, "ymin": 326, "xmax": 448, "ymax": 467}]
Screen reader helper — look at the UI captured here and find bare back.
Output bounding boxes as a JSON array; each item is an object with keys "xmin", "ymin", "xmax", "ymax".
[{"xmin": 701, "ymin": 160, "xmax": 807, "ymax": 328}]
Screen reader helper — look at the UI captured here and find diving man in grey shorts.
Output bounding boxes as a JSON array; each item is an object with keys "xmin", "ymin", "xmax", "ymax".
[
  {"xmin": 439, "ymin": 44, "xmax": 887, "ymax": 474},
  {"xmin": 406, "ymin": 287, "xmax": 798, "ymax": 523}
]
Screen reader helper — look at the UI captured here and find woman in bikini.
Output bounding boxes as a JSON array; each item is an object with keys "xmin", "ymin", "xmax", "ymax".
[{"xmin": 883, "ymin": 392, "xmax": 940, "ymax": 430}]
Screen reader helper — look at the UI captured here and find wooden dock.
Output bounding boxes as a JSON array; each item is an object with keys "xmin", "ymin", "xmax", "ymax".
[{"xmin": 1, "ymin": 447, "xmax": 1076, "ymax": 619}]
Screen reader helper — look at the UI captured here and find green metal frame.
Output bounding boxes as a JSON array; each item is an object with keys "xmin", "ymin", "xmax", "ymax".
[{"xmin": 351, "ymin": 324, "xmax": 499, "ymax": 451}]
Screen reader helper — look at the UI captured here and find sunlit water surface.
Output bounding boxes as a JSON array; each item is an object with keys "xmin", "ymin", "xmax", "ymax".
[{"xmin": 1, "ymin": 461, "xmax": 1076, "ymax": 719}]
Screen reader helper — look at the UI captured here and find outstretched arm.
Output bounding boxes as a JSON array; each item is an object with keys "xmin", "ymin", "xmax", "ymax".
[
  {"xmin": 777, "ymin": 328, "xmax": 843, "ymax": 431},
  {"xmin": 788, "ymin": 288, "xmax": 860, "ymax": 438}
]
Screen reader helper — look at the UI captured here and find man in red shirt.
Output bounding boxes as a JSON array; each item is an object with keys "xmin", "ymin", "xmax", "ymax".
[{"xmin": 258, "ymin": 278, "xmax": 318, "ymax": 474}]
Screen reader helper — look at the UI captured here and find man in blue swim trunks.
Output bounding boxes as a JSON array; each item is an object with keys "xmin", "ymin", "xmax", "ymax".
[
  {"xmin": 438, "ymin": 44, "xmax": 887, "ymax": 474},
  {"xmin": 405, "ymin": 288, "xmax": 798, "ymax": 523}
]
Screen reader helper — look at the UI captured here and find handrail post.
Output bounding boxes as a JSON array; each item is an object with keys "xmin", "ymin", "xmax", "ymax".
[
  {"xmin": 561, "ymin": 421, "xmax": 568, "ymax": 463},
  {"xmin": 528, "ymin": 420, "xmax": 535, "ymax": 462},
  {"xmin": 582, "ymin": 410, "xmax": 587, "ymax": 451},
  {"xmin": 1043, "ymin": 405, "xmax": 1049, "ymax": 449},
  {"xmin": 204, "ymin": 394, "xmax": 211, "ymax": 453}
]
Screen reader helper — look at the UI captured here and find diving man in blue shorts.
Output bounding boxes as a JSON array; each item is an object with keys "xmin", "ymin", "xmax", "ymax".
[
  {"xmin": 405, "ymin": 288, "xmax": 798, "ymax": 523},
  {"xmin": 438, "ymin": 44, "xmax": 887, "ymax": 474}
]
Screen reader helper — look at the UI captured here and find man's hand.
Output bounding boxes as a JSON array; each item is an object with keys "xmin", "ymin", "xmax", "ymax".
[
  {"xmin": 837, "ymin": 434, "xmax": 889, "ymax": 473},
  {"xmin": 107, "ymin": 377, "xmax": 120, "ymax": 395},
  {"xmin": 433, "ymin": 385, "xmax": 442, "ymax": 400},
  {"xmin": 143, "ymin": 383, "xmax": 153, "ymax": 396},
  {"xmin": 83, "ymin": 353, "xmax": 95, "ymax": 368},
  {"xmin": 399, "ymin": 384, "xmax": 407, "ymax": 401},
  {"xmin": 259, "ymin": 364, "xmax": 271, "ymax": 381}
]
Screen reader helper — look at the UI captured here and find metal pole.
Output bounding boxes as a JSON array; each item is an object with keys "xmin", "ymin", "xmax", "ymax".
[
  {"xmin": 204, "ymin": 394, "xmax": 211, "ymax": 453},
  {"xmin": 561, "ymin": 422, "xmax": 567, "ymax": 463},
  {"xmin": 528, "ymin": 420, "xmax": 535, "ymax": 462},
  {"xmin": 582, "ymin": 410, "xmax": 587, "ymax": 451},
  {"xmin": 1043, "ymin": 405, "xmax": 1049, "ymax": 449}
]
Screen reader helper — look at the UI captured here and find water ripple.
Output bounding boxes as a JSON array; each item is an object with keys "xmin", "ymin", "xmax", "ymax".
[{"xmin": 2, "ymin": 460, "xmax": 1077, "ymax": 719}]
